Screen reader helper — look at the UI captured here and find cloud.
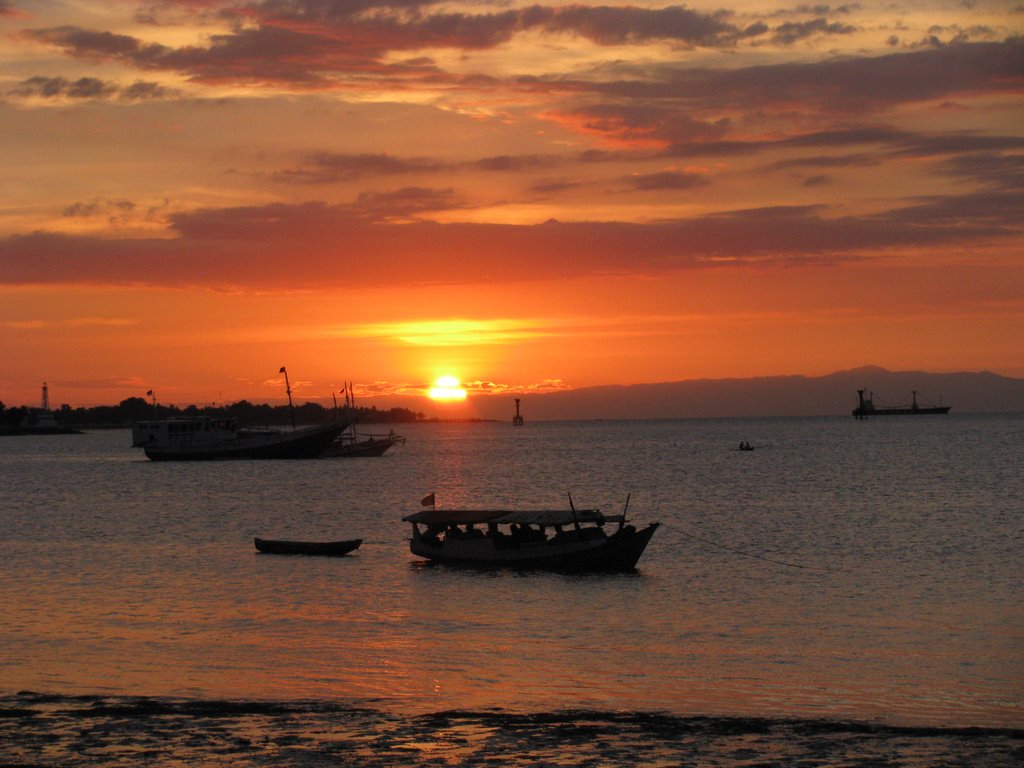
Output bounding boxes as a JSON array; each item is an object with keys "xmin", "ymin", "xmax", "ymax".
[
  {"xmin": 546, "ymin": 104, "xmax": 731, "ymax": 148},
  {"xmin": 768, "ymin": 17, "xmax": 857, "ymax": 46},
  {"xmin": 8, "ymin": 75, "xmax": 177, "ymax": 102},
  {"xmin": 275, "ymin": 153, "xmax": 448, "ymax": 183},
  {"xmin": 62, "ymin": 198, "xmax": 137, "ymax": 218},
  {"xmin": 471, "ymin": 155, "xmax": 562, "ymax": 172},
  {"xmin": 664, "ymin": 125, "xmax": 1024, "ymax": 161},
  {"xmin": 537, "ymin": 5, "xmax": 738, "ymax": 46},
  {"xmin": 581, "ymin": 41, "xmax": 1024, "ymax": 122},
  {"xmin": 274, "ymin": 152, "xmax": 564, "ymax": 184},
  {"xmin": 22, "ymin": 4, "xmax": 746, "ymax": 88},
  {"xmin": 621, "ymin": 170, "xmax": 710, "ymax": 191},
  {"xmin": 350, "ymin": 186, "xmax": 462, "ymax": 220},
  {"xmin": 2, "ymin": 189, "xmax": 1018, "ymax": 290}
]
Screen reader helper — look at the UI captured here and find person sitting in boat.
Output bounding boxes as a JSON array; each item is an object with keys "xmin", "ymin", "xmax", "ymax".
[{"xmin": 424, "ymin": 523, "xmax": 444, "ymax": 546}]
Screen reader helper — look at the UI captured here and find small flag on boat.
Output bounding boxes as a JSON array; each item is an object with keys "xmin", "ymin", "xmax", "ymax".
[
  {"xmin": 421, "ymin": 493, "xmax": 435, "ymax": 507},
  {"xmin": 279, "ymin": 366, "xmax": 286, "ymax": 373}
]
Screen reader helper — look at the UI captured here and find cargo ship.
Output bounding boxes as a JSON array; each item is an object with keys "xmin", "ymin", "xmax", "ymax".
[{"xmin": 853, "ymin": 389, "xmax": 951, "ymax": 419}]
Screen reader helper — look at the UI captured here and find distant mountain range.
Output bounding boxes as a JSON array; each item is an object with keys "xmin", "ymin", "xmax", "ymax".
[{"xmin": 472, "ymin": 367, "xmax": 1024, "ymax": 420}]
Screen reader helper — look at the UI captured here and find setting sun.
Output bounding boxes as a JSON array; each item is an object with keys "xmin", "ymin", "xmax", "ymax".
[{"xmin": 428, "ymin": 376, "xmax": 468, "ymax": 401}]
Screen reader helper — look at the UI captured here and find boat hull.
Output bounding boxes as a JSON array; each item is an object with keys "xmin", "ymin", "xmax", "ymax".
[
  {"xmin": 852, "ymin": 406, "xmax": 951, "ymax": 417},
  {"xmin": 142, "ymin": 423, "xmax": 343, "ymax": 461},
  {"xmin": 409, "ymin": 523, "xmax": 658, "ymax": 572},
  {"xmin": 254, "ymin": 538, "xmax": 362, "ymax": 557},
  {"xmin": 322, "ymin": 435, "xmax": 404, "ymax": 458}
]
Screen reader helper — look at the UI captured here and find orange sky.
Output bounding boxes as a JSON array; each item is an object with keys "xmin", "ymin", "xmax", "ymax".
[{"xmin": 1, "ymin": 0, "xmax": 1022, "ymax": 413}]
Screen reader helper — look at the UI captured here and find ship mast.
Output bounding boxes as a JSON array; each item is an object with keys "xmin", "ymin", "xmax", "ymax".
[{"xmin": 280, "ymin": 366, "xmax": 296, "ymax": 429}]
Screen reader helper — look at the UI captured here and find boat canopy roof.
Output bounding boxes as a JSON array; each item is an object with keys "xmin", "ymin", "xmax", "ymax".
[{"xmin": 402, "ymin": 508, "xmax": 623, "ymax": 526}]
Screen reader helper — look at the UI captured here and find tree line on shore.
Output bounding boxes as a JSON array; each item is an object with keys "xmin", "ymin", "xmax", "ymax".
[{"xmin": 0, "ymin": 397, "xmax": 426, "ymax": 429}]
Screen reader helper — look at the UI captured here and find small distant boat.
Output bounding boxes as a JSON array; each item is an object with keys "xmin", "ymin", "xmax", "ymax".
[
  {"xmin": 738, "ymin": 441, "xmax": 754, "ymax": 451},
  {"xmin": 853, "ymin": 389, "xmax": 951, "ymax": 419},
  {"xmin": 402, "ymin": 500, "xmax": 658, "ymax": 572},
  {"xmin": 131, "ymin": 417, "xmax": 345, "ymax": 461},
  {"xmin": 322, "ymin": 429, "xmax": 405, "ymax": 458},
  {"xmin": 254, "ymin": 538, "xmax": 362, "ymax": 557}
]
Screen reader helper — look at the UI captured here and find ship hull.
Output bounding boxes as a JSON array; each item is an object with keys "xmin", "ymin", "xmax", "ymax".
[
  {"xmin": 254, "ymin": 538, "xmax": 362, "ymax": 556},
  {"xmin": 852, "ymin": 406, "xmax": 951, "ymax": 417},
  {"xmin": 410, "ymin": 523, "xmax": 658, "ymax": 572},
  {"xmin": 142, "ymin": 423, "xmax": 343, "ymax": 461}
]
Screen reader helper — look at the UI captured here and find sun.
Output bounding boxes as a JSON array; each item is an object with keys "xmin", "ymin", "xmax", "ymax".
[{"xmin": 428, "ymin": 375, "xmax": 467, "ymax": 401}]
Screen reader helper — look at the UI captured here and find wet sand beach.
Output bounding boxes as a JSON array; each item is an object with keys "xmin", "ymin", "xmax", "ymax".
[{"xmin": 3, "ymin": 693, "xmax": 1023, "ymax": 767}]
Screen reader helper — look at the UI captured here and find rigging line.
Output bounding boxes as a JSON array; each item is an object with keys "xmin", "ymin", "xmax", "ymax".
[{"xmin": 675, "ymin": 526, "xmax": 843, "ymax": 572}]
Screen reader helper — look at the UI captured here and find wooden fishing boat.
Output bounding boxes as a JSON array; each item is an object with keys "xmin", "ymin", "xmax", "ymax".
[
  {"xmin": 131, "ymin": 367, "xmax": 346, "ymax": 460},
  {"xmin": 131, "ymin": 418, "xmax": 345, "ymax": 460},
  {"xmin": 322, "ymin": 430, "xmax": 406, "ymax": 458},
  {"xmin": 254, "ymin": 538, "xmax": 362, "ymax": 557},
  {"xmin": 402, "ymin": 503, "xmax": 658, "ymax": 572}
]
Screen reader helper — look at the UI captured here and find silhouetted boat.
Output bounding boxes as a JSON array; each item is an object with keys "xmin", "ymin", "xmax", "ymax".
[
  {"xmin": 853, "ymin": 389, "xmax": 951, "ymax": 419},
  {"xmin": 131, "ymin": 417, "xmax": 344, "ymax": 460},
  {"xmin": 254, "ymin": 538, "xmax": 362, "ymax": 556},
  {"xmin": 322, "ymin": 430, "xmax": 405, "ymax": 458},
  {"xmin": 402, "ymin": 504, "xmax": 658, "ymax": 571}
]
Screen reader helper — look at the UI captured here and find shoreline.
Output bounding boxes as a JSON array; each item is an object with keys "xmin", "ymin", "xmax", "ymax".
[{"xmin": 3, "ymin": 692, "xmax": 1022, "ymax": 767}]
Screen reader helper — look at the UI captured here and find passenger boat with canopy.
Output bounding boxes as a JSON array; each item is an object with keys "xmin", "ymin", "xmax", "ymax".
[{"xmin": 402, "ymin": 497, "xmax": 658, "ymax": 571}]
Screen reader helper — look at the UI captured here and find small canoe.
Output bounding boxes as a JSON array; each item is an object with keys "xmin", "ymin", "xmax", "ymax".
[{"xmin": 254, "ymin": 537, "xmax": 362, "ymax": 557}]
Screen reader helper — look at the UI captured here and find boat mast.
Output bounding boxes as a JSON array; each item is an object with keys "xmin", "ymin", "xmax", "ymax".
[{"xmin": 280, "ymin": 366, "xmax": 296, "ymax": 429}]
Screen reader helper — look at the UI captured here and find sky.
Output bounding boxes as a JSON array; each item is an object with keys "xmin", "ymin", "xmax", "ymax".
[{"xmin": 1, "ymin": 0, "xmax": 1022, "ymax": 414}]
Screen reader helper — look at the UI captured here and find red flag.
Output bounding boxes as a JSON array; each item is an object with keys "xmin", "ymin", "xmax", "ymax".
[{"xmin": 421, "ymin": 493, "xmax": 435, "ymax": 507}]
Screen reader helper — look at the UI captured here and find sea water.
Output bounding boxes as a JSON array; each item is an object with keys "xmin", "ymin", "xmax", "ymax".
[{"xmin": 1, "ymin": 416, "xmax": 1022, "ymax": 765}]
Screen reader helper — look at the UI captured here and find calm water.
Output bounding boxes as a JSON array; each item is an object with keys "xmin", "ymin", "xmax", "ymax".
[{"xmin": 1, "ymin": 416, "xmax": 1022, "ymax": 764}]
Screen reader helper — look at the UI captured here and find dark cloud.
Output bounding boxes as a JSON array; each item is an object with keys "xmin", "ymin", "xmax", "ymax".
[
  {"xmin": 539, "ymin": 5, "xmax": 738, "ymax": 46},
  {"xmin": 121, "ymin": 80, "xmax": 177, "ymax": 100},
  {"xmin": 9, "ymin": 75, "xmax": 176, "ymax": 101},
  {"xmin": 530, "ymin": 179, "xmax": 585, "ymax": 194},
  {"xmin": 350, "ymin": 186, "xmax": 462, "ymax": 220},
  {"xmin": 10, "ymin": 76, "xmax": 116, "ymax": 99},
  {"xmin": 62, "ymin": 199, "xmax": 136, "ymax": 218},
  {"xmin": 584, "ymin": 41, "xmax": 1024, "ymax": 119},
  {"xmin": 275, "ymin": 153, "xmax": 448, "ymax": 183},
  {"xmin": 664, "ymin": 125, "xmax": 1024, "ymax": 162},
  {"xmin": 472, "ymin": 155, "xmax": 560, "ymax": 172},
  {"xmin": 769, "ymin": 17, "xmax": 857, "ymax": 46},
  {"xmin": 934, "ymin": 152, "xmax": 1024, "ymax": 190},
  {"xmin": 3, "ymin": 189, "xmax": 1018, "ymax": 289},
  {"xmin": 621, "ymin": 170, "xmax": 710, "ymax": 191},
  {"xmin": 767, "ymin": 153, "xmax": 880, "ymax": 170},
  {"xmin": 22, "ymin": 4, "xmax": 748, "ymax": 87},
  {"xmin": 274, "ymin": 152, "xmax": 566, "ymax": 184},
  {"xmin": 552, "ymin": 103, "xmax": 731, "ymax": 147}
]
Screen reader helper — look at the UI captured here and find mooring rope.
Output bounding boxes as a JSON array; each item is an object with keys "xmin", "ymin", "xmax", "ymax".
[{"xmin": 675, "ymin": 526, "xmax": 843, "ymax": 572}]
